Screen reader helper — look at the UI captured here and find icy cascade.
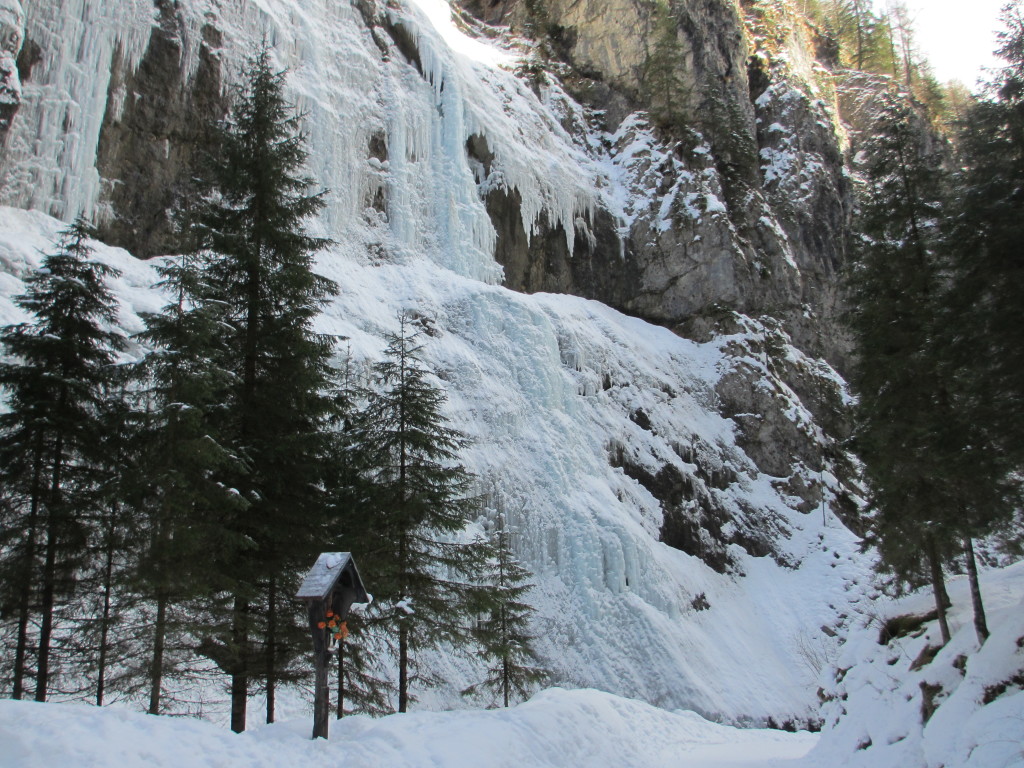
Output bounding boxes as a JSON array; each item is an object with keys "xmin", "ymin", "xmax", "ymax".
[
  {"xmin": 0, "ymin": 0, "xmax": 154, "ymax": 218},
  {"xmin": 0, "ymin": 0, "xmax": 601, "ymax": 281},
  {"xmin": 0, "ymin": 207, "xmax": 870, "ymax": 722}
]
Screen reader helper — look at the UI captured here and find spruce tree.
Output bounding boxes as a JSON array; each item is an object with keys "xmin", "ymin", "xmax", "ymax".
[
  {"xmin": 132, "ymin": 249, "xmax": 249, "ymax": 715},
  {"xmin": 845, "ymin": 91, "xmax": 956, "ymax": 641},
  {"xmin": 463, "ymin": 505, "xmax": 545, "ymax": 708},
  {"xmin": 362, "ymin": 313, "xmax": 487, "ymax": 713},
  {"xmin": 181, "ymin": 43, "xmax": 339, "ymax": 731},
  {"xmin": 0, "ymin": 219, "xmax": 125, "ymax": 699},
  {"xmin": 936, "ymin": 1, "xmax": 1024, "ymax": 639},
  {"xmin": 945, "ymin": 1, "xmax": 1024, "ymax": 470},
  {"xmin": 76, "ymin": 369, "xmax": 136, "ymax": 706},
  {"xmin": 320, "ymin": 349, "xmax": 396, "ymax": 717}
]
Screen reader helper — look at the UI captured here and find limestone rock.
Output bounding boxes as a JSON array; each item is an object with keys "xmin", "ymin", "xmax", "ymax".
[{"xmin": 0, "ymin": 0, "xmax": 24, "ymax": 140}]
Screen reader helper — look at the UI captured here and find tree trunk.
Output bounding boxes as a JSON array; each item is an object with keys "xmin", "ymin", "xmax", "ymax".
[
  {"xmin": 35, "ymin": 431, "xmax": 66, "ymax": 702},
  {"xmin": 96, "ymin": 522, "xmax": 116, "ymax": 707},
  {"xmin": 230, "ymin": 596, "xmax": 249, "ymax": 733},
  {"xmin": 266, "ymin": 576, "xmax": 276, "ymax": 724},
  {"xmin": 964, "ymin": 537, "xmax": 989, "ymax": 644},
  {"xmin": 926, "ymin": 534, "xmax": 951, "ymax": 645},
  {"xmin": 35, "ymin": 405, "xmax": 71, "ymax": 703},
  {"xmin": 12, "ymin": 447, "xmax": 44, "ymax": 699},
  {"xmin": 148, "ymin": 591, "xmax": 168, "ymax": 715},
  {"xmin": 398, "ymin": 620, "xmax": 409, "ymax": 713},
  {"xmin": 336, "ymin": 639, "xmax": 345, "ymax": 719},
  {"xmin": 35, "ymin": 511, "xmax": 58, "ymax": 702}
]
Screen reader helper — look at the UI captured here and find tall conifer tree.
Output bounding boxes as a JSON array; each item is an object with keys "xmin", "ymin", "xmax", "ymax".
[
  {"xmin": 937, "ymin": 1, "xmax": 1024, "ymax": 639},
  {"xmin": 181, "ymin": 43, "xmax": 339, "ymax": 731},
  {"xmin": 0, "ymin": 219, "xmax": 124, "ymax": 699},
  {"xmin": 846, "ymin": 92, "xmax": 956, "ymax": 641},
  {"xmin": 132, "ymin": 249, "xmax": 248, "ymax": 715},
  {"xmin": 945, "ymin": 1, "xmax": 1024, "ymax": 469}
]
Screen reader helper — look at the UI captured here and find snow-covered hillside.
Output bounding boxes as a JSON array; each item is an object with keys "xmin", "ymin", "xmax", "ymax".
[
  {"xmin": 808, "ymin": 562, "xmax": 1024, "ymax": 768},
  {"xmin": 0, "ymin": 204, "xmax": 868, "ymax": 722},
  {"xmin": 0, "ymin": 688, "xmax": 817, "ymax": 768}
]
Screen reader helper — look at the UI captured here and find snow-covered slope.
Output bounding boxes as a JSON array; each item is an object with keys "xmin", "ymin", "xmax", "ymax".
[
  {"xmin": 807, "ymin": 562, "xmax": 1024, "ymax": 768},
  {"xmin": 0, "ymin": 0, "xmax": 870, "ymax": 725},
  {"xmin": 0, "ymin": 205, "xmax": 869, "ymax": 722},
  {"xmin": 0, "ymin": 688, "xmax": 817, "ymax": 768}
]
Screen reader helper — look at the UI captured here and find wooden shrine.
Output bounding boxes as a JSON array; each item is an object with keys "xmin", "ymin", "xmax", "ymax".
[{"xmin": 296, "ymin": 552, "xmax": 369, "ymax": 740}]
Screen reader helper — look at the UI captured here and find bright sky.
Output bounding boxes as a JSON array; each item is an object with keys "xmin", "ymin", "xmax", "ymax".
[{"xmin": 890, "ymin": 0, "xmax": 1008, "ymax": 86}]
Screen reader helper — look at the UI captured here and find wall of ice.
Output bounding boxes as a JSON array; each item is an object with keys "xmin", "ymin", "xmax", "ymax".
[{"xmin": 0, "ymin": 0, "xmax": 600, "ymax": 282}]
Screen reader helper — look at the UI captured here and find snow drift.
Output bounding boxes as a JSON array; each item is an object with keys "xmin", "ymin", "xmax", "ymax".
[{"xmin": 0, "ymin": 688, "xmax": 817, "ymax": 768}]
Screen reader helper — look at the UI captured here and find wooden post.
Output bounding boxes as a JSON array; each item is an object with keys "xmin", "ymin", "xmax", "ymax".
[
  {"xmin": 296, "ymin": 553, "xmax": 369, "ymax": 741},
  {"xmin": 309, "ymin": 600, "xmax": 331, "ymax": 740}
]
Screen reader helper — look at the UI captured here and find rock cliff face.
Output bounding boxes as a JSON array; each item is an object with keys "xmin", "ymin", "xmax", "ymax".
[
  {"xmin": 456, "ymin": 0, "xmax": 852, "ymax": 369},
  {"xmin": 452, "ymin": 0, "xmax": 858, "ymax": 511},
  {"xmin": 0, "ymin": 0, "xmax": 25, "ymax": 140},
  {"xmin": 94, "ymin": 2, "xmax": 227, "ymax": 257}
]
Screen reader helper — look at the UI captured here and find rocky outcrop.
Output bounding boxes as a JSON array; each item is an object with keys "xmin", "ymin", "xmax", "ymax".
[
  {"xmin": 95, "ymin": 1, "xmax": 227, "ymax": 257},
  {"xmin": 0, "ymin": 0, "xmax": 25, "ymax": 141},
  {"xmin": 457, "ymin": 0, "xmax": 853, "ymax": 364}
]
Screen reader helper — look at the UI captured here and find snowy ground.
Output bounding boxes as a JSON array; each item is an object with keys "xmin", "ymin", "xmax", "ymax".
[
  {"xmin": 809, "ymin": 561, "xmax": 1024, "ymax": 768},
  {"xmin": 0, "ymin": 688, "xmax": 817, "ymax": 768}
]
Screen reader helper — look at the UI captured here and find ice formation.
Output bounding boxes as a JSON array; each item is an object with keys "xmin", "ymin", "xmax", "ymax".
[
  {"xmin": 0, "ymin": 0, "xmax": 25, "ymax": 134},
  {"xmin": 0, "ymin": 0, "xmax": 871, "ymax": 724},
  {"xmin": 0, "ymin": 206, "xmax": 869, "ymax": 722}
]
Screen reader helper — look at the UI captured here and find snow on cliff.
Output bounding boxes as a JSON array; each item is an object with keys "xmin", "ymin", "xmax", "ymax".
[
  {"xmin": 0, "ymin": 204, "xmax": 868, "ymax": 723},
  {"xmin": 0, "ymin": 0, "xmax": 869, "ymax": 724}
]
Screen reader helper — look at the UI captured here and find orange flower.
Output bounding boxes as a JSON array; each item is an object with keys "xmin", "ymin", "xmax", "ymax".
[
  {"xmin": 338, "ymin": 622, "xmax": 349, "ymax": 640},
  {"xmin": 333, "ymin": 632, "xmax": 342, "ymax": 640},
  {"xmin": 317, "ymin": 621, "xmax": 326, "ymax": 629},
  {"xmin": 326, "ymin": 610, "xmax": 335, "ymax": 618}
]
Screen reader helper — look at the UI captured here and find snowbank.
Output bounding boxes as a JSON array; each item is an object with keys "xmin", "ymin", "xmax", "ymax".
[
  {"xmin": 807, "ymin": 561, "xmax": 1024, "ymax": 768},
  {"xmin": 0, "ymin": 688, "xmax": 816, "ymax": 768}
]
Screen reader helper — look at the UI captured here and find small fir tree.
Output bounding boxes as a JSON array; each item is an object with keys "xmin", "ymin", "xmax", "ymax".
[
  {"xmin": 463, "ymin": 505, "xmax": 545, "ymax": 708},
  {"xmin": 362, "ymin": 312, "xmax": 487, "ymax": 713}
]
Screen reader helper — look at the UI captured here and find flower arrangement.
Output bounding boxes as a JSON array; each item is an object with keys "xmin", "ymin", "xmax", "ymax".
[{"xmin": 317, "ymin": 610, "xmax": 349, "ymax": 642}]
